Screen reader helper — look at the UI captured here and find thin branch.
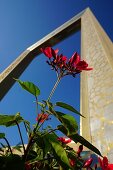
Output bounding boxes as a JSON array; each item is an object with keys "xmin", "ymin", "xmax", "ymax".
[
  {"xmin": 23, "ymin": 134, "xmax": 34, "ymax": 161},
  {"xmin": 35, "ymin": 96, "xmax": 38, "ymax": 115},
  {"xmin": 24, "ymin": 122, "xmax": 29, "ymax": 138},
  {"xmin": 16, "ymin": 121, "xmax": 25, "ymax": 154},
  {"xmin": 41, "ymin": 128, "xmax": 58, "ymax": 137},
  {"xmin": 3, "ymin": 137, "xmax": 12, "ymax": 155}
]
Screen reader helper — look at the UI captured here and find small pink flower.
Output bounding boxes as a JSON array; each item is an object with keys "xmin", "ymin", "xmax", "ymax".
[
  {"xmin": 70, "ymin": 159, "xmax": 76, "ymax": 167},
  {"xmin": 57, "ymin": 137, "xmax": 72, "ymax": 144},
  {"xmin": 36, "ymin": 113, "xmax": 49, "ymax": 123},
  {"xmin": 83, "ymin": 157, "xmax": 93, "ymax": 168},
  {"xmin": 77, "ymin": 145, "xmax": 83, "ymax": 157}
]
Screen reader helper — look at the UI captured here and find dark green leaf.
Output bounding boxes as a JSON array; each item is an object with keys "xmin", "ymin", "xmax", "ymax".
[
  {"xmin": 55, "ymin": 111, "xmax": 78, "ymax": 135},
  {"xmin": 56, "ymin": 102, "xmax": 85, "ymax": 117},
  {"xmin": 0, "ymin": 113, "xmax": 24, "ymax": 127},
  {"xmin": 58, "ymin": 125, "xmax": 102, "ymax": 156},
  {"xmin": 3, "ymin": 154, "xmax": 24, "ymax": 170},
  {"xmin": 27, "ymin": 150, "xmax": 37, "ymax": 161},
  {"xmin": 0, "ymin": 133, "xmax": 5, "ymax": 139},
  {"xmin": 15, "ymin": 79, "xmax": 40, "ymax": 97},
  {"xmin": 46, "ymin": 133, "xmax": 71, "ymax": 169},
  {"xmin": 70, "ymin": 134, "xmax": 102, "ymax": 156}
]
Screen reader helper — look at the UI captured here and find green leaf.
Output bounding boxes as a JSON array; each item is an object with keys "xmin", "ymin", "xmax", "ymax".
[
  {"xmin": 15, "ymin": 79, "xmax": 40, "ymax": 97},
  {"xmin": 0, "ymin": 113, "xmax": 24, "ymax": 127},
  {"xmin": 56, "ymin": 102, "xmax": 85, "ymax": 117},
  {"xmin": 58, "ymin": 125, "xmax": 102, "ymax": 156},
  {"xmin": 70, "ymin": 134, "xmax": 102, "ymax": 156},
  {"xmin": 55, "ymin": 111, "xmax": 78, "ymax": 136},
  {"xmin": 0, "ymin": 133, "xmax": 5, "ymax": 139},
  {"xmin": 46, "ymin": 133, "xmax": 71, "ymax": 169}
]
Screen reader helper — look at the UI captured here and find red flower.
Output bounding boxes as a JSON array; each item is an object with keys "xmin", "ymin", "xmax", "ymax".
[
  {"xmin": 83, "ymin": 157, "xmax": 93, "ymax": 168},
  {"xmin": 53, "ymin": 54, "xmax": 67, "ymax": 69},
  {"xmin": 70, "ymin": 159, "xmax": 76, "ymax": 167},
  {"xmin": 57, "ymin": 137, "xmax": 72, "ymax": 144},
  {"xmin": 99, "ymin": 156, "xmax": 113, "ymax": 170},
  {"xmin": 76, "ymin": 60, "xmax": 93, "ymax": 71},
  {"xmin": 77, "ymin": 145, "xmax": 83, "ymax": 157},
  {"xmin": 25, "ymin": 163, "xmax": 31, "ymax": 170},
  {"xmin": 108, "ymin": 164, "xmax": 113, "ymax": 169},
  {"xmin": 68, "ymin": 52, "xmax": 80, "ymax": 66},
  {"xmin": 41, "ymin": 47, "xmax": 59, "ymax": 58},
  {"xmin": 41, "ymin": 47, "xmax": 93, "ymax": 77},
  {"xmin": 36, "ymin": 113, "xmax": 49, "ymax": 123}
]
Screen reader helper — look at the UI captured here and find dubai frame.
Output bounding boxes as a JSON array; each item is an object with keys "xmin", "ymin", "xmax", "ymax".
[{"xmin": 0, "ymin": 8, "xmax": 113, "ymax": 162}]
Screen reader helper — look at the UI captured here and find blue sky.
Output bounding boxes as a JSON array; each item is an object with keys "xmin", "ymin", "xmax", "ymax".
[{"xmin": 1, "ymin": 0, "xmax": 113, "ymax": 145}]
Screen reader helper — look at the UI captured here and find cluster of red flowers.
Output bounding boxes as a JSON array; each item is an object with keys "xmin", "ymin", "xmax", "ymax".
[
  {"xmin": 36, "ymin": 113, "xmax": 49, "ymax": 123},
  {"xmin": 99, "ymin": 156, "xmax": 113, "ymax": 170},
  {"xmin": 41, "ymin": 47, "xmax": 93, "ymax": 77}
]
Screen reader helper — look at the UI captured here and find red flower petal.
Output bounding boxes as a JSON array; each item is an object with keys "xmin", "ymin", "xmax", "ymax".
[
  {"xmin": 69, "ymin": 52, "xmax": 80, "ymax": 66},
  {"xmin": 108, "ymin": 164, "xmax": 113, "ymax": 169},
  {"xmin": 70, "ymin": 159, "xmax": 76, "ymax": 167},
  {"xmin": 41, "ymin": 47, "xmax": 59, "ymax": 59},
  {"xmin": 76, "ymin": 60, "xmax": 93, "ymax": 71},
  {"xmin": 36, "ymin": 113, "xmax": 49, "ymax": 123},
  {"xmin": 57, "ymin": 137, "xmax": 71, "ymax": 144},
  {"xmin": 83, "ymin": 158, "xmax": 93, "ymax": 168},
  {"xmin": 40, "ymin": 47, "xmax": 53, "ymax": 58}
]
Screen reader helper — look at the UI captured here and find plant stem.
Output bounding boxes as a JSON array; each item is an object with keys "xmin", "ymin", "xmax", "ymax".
[
  {"xmin": 16, "ymin": 121, "xmax": 25, "ymax": 154},
  {"xmin": 47, "ymin": 76, "xmax": 62, "ymax": 102},
  {"xmin": 35, "ymin": 96, "xmax": 38, "ymax": 115},
  {"xmin": 41, "ymin": 128, "xmax": 58, "ymax": 137},
  {"xmin": 3, "ymin": 137, "xmax": 12, "ymax": 155},
  {"xmin": 24, "ymin": 122, "xmax": 29, "ymax": 138},
  {"xmin": 59, "ymin": 165, "xmax": 63, "ymax": 170},
  {"xmin": 23, "ymin": 134, "xmax": 34, "ymax": 161}
]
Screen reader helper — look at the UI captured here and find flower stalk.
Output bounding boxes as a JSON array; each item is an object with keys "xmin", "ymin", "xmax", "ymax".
[{"xmin": 47, "ymin": 75, "xmax": 62, "ymax": 102}]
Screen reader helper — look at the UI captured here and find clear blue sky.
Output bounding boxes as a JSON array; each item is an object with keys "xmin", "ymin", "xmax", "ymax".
[{"xmin": 1, "ymin": 0, "xmax": 113, "ymax": 145}]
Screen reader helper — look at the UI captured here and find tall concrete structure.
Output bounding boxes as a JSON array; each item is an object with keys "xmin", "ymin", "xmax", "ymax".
[{"xmin": 0, "ymin": 8, "xmax": 113, "ymax": 161}]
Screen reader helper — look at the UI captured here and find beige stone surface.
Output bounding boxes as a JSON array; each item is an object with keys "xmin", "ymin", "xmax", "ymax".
[{"xmin": 80, "ymin": 8, "xmax": 113, "ymax": 162}]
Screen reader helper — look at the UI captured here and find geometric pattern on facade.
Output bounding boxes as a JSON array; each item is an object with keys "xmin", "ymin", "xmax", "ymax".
[
  {"xmin": 80, "ymin": 9, "xmax": 113, "ymax": 162},
  {"xmin": 0, "ymin": 8, "xmax": 113, "ymax": 162}
]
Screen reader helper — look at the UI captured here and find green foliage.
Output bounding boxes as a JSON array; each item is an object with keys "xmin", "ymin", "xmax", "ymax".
[
  {"xmin": 56, "ymin": 101, "xmax": 85, "ymax": 117},
  {"xmin": 0, "ymin": 113, "xmax": 24, "ymax": 127},
  {"xmin": 58, "ymin": 124, "xmax": 102, "ymax": 156},
  {"xmin": 15, "ymin": 79, "xmax": 40, "ymax": 97},
  {"xmin": 0, "ymin": 58, "xmax": 102, "ymax": 169},
  {"xmin": 55, "ymin": 111, "xmax": 78, "ymax": 135},
  {"xmin": 45, "ymin": 133, "xmax": 71, "ymax": 169},
  {"xmin": 70, "ymin": 133, "xmax": 102, "ymax": 157}
]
